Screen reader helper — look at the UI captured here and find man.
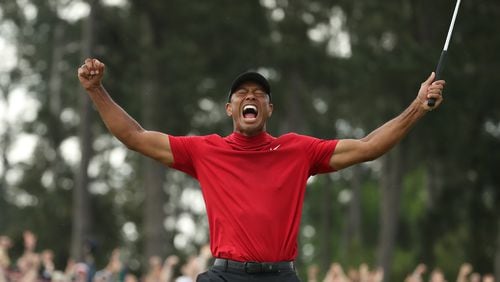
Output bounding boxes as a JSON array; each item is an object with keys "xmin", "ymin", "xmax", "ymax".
[{"xmin": 78, "ymin": 58, "xmax": 445, "ymax": 282}]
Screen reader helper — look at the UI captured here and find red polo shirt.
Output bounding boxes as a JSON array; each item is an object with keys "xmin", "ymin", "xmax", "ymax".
[{"xmin": 168, "ymin": 131, "xmax": 338, "ymax": 262}]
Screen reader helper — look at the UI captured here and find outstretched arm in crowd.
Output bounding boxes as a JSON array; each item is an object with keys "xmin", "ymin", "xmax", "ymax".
[
  {"xmin": 78, "ymin": 58, "xmax": 174, "ymax": 166},
  {"xmin": 330, "ymin": 72, "xmax": 445, "ymax": 170}
]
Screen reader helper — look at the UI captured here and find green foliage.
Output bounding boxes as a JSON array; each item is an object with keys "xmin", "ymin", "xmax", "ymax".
[
  {"xmin": 0, "ymin": 0, "xmax": 499, "ymax": 280},
  {"xmin": 433, "ymin": 225, "xmax": 468, "ymax": 278}
]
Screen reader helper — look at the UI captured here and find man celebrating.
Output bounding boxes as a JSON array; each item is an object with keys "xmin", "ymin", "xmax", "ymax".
[{"xmin": 78, "ymin": 58, "xmax": 445, "ymax": 282}]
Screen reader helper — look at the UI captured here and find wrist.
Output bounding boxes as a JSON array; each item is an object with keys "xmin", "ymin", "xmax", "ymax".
[
  {"xmin": 85, "ymin": 83, "xmax": 104, "ymax": 93},
  {"xmin": 413, "ymin": 98, "xmax": 432, "ymax": 114}
]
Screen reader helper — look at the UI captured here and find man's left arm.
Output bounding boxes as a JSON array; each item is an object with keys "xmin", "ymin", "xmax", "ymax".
[{"xmin": 330, "ymin": 72, "xmax": 446, "ymax": 170}]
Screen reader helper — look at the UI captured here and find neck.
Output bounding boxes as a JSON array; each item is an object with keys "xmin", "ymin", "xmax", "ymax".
[
  {"xmin": 233, "ymin": 125, "xmax": 267, "ymax": 137},
  {"xmin": 232, "ymin": 130, "xmax": 267, "ymax": 138}
]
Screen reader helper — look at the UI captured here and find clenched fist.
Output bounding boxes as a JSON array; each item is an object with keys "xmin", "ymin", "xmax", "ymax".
[
  {"xmin": 78, "ymin": 58, "xmax": 105, "ymax": 90},
  {"xmin": 417, "ymin": 72, "xmax": 446, "ymax": 111}
]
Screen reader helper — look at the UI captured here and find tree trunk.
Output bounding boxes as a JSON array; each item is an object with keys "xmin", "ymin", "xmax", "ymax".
[
  {"xmin": 0, "ymin": 123, "xmax": 10, "ymax": 231},
  {"xmin": 420, "ymin": 160, "xmax": 443, "ymax": 266},
  {"xmin": 70, "ymin": 0, "xmax": 96, "ymax": 261},
  {"xmin": 48, "ymin": 24, "xmax": 63, "ymax": 121},
  {"xmin": 341, "ymin": 166, "xmax": 363, "ymax": 258},
  {"xmin": 495, "ymin": 217, "xmax": 500, "ymax": 281},
  {"xmin": 320, "ymin": 176, "xmax": 334, "ymax": 271},
  {"xmin": 139, "ymin": 12, "xmax": 168, "ymax": 260},
  {"xmin": 281, "ymin": 72, "xmax": 307, "ymax": 133},
  {"xmin": 47, "ymin": 22, "xmax": 67, "ymax": 191},
  {"xmin": 424, "ymin": 160, "xmax": 444, "ymax": 211},
  {"xmin": 0, "ymin": 44, "xmax": 21, "ymax": 234},
  {"xmin": 377, "ymin": 146, "xmax": 404, "ymax": 282},
  {"xmin": 141, "ymin": 78, "xmax": 168, "ymax": 259}
]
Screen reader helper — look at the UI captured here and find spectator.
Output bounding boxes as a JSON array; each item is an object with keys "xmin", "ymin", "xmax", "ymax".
[
  {"xmin": 40, "ymin": 249, "xmax": 56, "ymax": 281},
  {"xmin": 17, "ymin": 230, "xmax": 41, "ymax": 282},
  {"xmin": 143, "ymin": 256, "xmax": 163, "ymax": 282},
  {"xmin": 368, "ymin": 266, "xmax": 384, "ymax": 282},
  {"xmin": 82, "ymin": 239, "xmax": 98, "ymax": 282},
  {"xmin": 482, "ymin": 274, "xmax": 494, "ymax": 282},
  {"xmin": 0, "ymin": 236, "xmax": 12, "ymax": 282},
  {"xmin": 307, "ymin": 264, "xmax": 320, "ymax": 282},
  {"xmin": 405, "ymin": 263, "xmax": 427, "ymax": 282},
  {"xmin": 323, "ymin": 262, "xmax": 348, "ymax": 282},
  {"xmin": 74, "ymin": 263, "xmax": 91, "ymax": 282},
  {"xmin": 175, "ymin": 245, "xmax": 212, "ymax": 282},
  {"xmin": 456, "ymin": 263, "xmax": 473, "ymax": 282},
  {"xmin": 93, "ymin": 248, "xmax": 123, "ymax": 282},
  {"xmin": 51, "ymin": 270, "xmax": 69, "ymax": 282},
  {"xmin": 160, "ymin": 255, "xmax": 180, "ymax": 282},
  {"xmin": 359, "ymin": 263, "xmax": 370, "ymax": 282},
  {"xmin": 429, "ymin": 268, "xmax": 447, "ymax": 282},
  {"xmin": 124, "ymin": 273, "xmax": 139, "ymax": 282},
  {"xmin": 346, "ymin": 263, "xmax": 383, "ymax": 282},
  {"xmin": 470, "ymin": 272, "xmax": 481, "ymax": 282}
]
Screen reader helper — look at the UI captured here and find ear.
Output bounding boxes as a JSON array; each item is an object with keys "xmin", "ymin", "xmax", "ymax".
[
  {"xmin": 268, "ymin": 103, "xmax": 273, "ymax": 117},
  {"xmin": 225, "ymin": 103, "xmax": 232, "ymax": 117}
]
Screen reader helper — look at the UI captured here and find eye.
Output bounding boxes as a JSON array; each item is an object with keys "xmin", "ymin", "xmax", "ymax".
[
  {"xmin": 254, "ymin": 90, "xmax": 266, "ymax": 97},
  {"xmin": 236, "ymin": 88, "xmax": 248, "ymax": 94}
]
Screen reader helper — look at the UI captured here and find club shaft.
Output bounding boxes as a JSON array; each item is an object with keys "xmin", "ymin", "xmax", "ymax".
[
  {"xmin": 443, "ymin": 0, "xmax": 461, "ymax": 51},
  {"xmin": 428, "ymin": 0, "xmax": 461, "ymax": 107},
  {"xmin": 435, "ymin": 50, "xmax": 447, "ymax": 81}
]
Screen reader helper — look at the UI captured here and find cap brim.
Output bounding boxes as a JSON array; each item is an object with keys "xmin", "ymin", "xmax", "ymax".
[{"xmin": 229, "ymin": 72, "xmax": 271, "ymax": 101}]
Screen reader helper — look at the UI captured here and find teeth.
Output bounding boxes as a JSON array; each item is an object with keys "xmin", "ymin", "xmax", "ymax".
[{"xmin": 243, "ymin": 105, "xmax": 257, "ymax": 111}]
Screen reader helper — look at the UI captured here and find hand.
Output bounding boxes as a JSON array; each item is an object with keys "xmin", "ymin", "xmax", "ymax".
[
  {"xmin": 199, "ymin": 244, "xmax": 212, "ymax": 259},
  {"xmin": 78, "ymin": 58, "xmax": 105, "ymax": 90},
  {"xmin": 458, "ymin": 263, "xmax": 472, "ymax": 276},
  {"xmin": 414, "ymin": 263, "xmax": 427, "ymax": 275},
  {"xmin": 416, "ymin": 72, "xmax": 446, "ymax": 111},
  {"xmin": 164, "ymin": 255, "xmax": 179, "ymax": 267}
]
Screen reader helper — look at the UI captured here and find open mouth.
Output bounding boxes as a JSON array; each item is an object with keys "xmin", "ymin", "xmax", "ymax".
[{"xmin": 242, "ymin": 105, "xmax": 258, "ymax": 119}]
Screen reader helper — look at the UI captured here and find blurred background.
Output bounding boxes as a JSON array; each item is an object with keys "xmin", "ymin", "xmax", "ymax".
[{"xmin": 0, "ymin": 0, "xmax": 499, "ymax": 281}]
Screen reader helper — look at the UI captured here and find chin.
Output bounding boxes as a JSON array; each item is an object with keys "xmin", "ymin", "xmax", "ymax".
[{"xmin": 237, "ymin": 124, "xmax": 265, "ymax": 135}]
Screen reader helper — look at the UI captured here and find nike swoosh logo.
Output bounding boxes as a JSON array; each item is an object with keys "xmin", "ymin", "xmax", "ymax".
[{"xmin": 270, "ymin": 144, "xmax": 281, "ymax": 151}]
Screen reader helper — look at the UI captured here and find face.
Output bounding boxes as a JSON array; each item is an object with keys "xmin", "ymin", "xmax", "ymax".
[
  {"xmin": 23, "ymin": 231, "xmax": 37, "ymax": 250},
  {"xmin": 226, "ymin": 81, "xmax": 273, "ymax": 136}
]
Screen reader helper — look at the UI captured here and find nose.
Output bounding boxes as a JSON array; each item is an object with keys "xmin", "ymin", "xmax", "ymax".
[{"xmin": 244, "ymin": 92, "xmax": 257, "ymax": 100}]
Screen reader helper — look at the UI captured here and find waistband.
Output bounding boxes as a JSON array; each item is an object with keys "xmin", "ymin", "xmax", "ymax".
[{"xmin": 213, "ymin": 258, "xmax": 295, "ymax": 274}]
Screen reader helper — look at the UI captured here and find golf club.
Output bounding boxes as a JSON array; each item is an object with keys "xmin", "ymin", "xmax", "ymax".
[{"xmin": 428, "ymin": 0, "xmax": 461, "ymax": 107}]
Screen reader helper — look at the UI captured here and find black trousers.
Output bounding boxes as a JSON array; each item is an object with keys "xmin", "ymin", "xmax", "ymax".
[{"xmin": 196, "ymin": 267, "xmax": 301, "ymax": 282}]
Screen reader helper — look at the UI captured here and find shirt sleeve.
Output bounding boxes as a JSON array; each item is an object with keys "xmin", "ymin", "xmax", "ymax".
[
  {"xmin": 304, "ymin": 136, "xmax": 339, "ymax": 175},
  {"xmin": 168, "ymin": 135, "xmax": 198, "ymax": 178}
]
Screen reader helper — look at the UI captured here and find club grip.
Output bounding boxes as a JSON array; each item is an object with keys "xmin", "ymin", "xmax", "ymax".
[{"xmin": 428, "ymin": 50, "xmax": 447, "ymax": 107}]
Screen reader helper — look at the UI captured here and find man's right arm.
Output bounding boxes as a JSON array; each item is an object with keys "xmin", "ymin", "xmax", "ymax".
[{"xmin": 78, "ymin": 58, "xmax": 174, "ymax": 166}]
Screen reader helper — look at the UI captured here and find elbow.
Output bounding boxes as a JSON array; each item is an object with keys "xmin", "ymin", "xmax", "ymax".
[
  {"xmin": 123, "ymin": 137, "xmax": 142, "ymax": 152},
  {"xmin": 117, "ymin": 130, "xmax": 144, "ymax": 151},
  {"xmin": 123, "ymin": 140, "xmax": 139, "ymax": 151}
]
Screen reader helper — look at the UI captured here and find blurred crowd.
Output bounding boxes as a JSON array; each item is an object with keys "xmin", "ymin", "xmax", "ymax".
[
  {"xmin": 0, "ymin": 231, "xmax": 496, "ymax": 282},
  {"xmin": 309, "ymin": 262, "xmax": 496, "ymax": 282},
  {"xmin": 0, "ymin": 231, "xmax": 210, "ymax": 282}
]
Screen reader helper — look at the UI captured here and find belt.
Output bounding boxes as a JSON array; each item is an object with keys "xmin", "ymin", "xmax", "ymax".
[{"xmin": 213, "ymin": 258, "xmax": 295, "ymax": 273}]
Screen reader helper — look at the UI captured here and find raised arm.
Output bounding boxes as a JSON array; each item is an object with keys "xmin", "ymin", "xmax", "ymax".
[
  {"xmin": 78, "ymin": 58, "xmax": 174, "ymax": 166},
  {"xmin": 330, "ymin": 72, "xmax": 445, "ymax": 170}
]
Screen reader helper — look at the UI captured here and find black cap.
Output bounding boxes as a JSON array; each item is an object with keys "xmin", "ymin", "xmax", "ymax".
[{"xmin": 228, "ymin": 71, "xmax": 271, "ymax": 102}]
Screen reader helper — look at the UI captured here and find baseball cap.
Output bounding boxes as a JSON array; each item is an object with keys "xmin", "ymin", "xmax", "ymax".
[{"xmin": 228, "ymin": 71, "xmax": 271, "ymax": 102}]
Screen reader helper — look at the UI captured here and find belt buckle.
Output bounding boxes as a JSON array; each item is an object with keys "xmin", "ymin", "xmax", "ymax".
[
  {"xmin": 244, "ymin": 262, "xmax": 280, "ymax": 273},
  {"xmin": 262, "ymin": 262, "xmax": 279, "ymax": 273},
  {"xmin": 244, "ymin": 262, "xmax": 262, "ymax": 274}
]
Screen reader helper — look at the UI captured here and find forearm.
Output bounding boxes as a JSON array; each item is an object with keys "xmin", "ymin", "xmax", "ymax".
[
  {"xmin": 331, "ymin": 73, "xmax": 445, "ymax": 170},
  {"xmin": 361, "ymin": 99, "xmax": 427, "ymax": 159},
  {"xmin": 85, "ymin": 85, "xmax": 144, "ymax": 147}
]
